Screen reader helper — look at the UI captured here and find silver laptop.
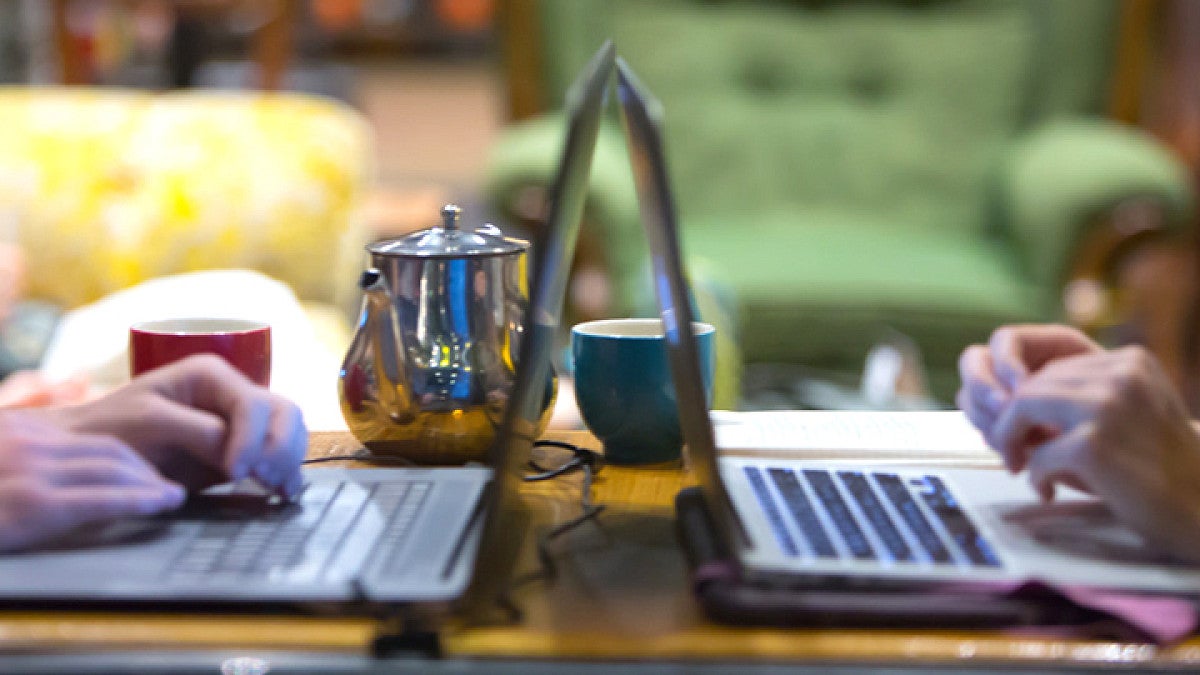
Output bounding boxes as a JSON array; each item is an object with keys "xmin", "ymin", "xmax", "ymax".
[
  {"xmin": 615, "ymin": 57, "xmax": 1200, "ymax": 595},
  {"xmin": 0, "ymin": 41, "xmax": 615, "ymax": 607}
]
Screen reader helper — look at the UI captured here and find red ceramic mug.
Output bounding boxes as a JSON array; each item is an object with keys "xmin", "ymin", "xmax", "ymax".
[{"xmin": 129, "ymin": 318, "xmax": 272, "ymax": 386}]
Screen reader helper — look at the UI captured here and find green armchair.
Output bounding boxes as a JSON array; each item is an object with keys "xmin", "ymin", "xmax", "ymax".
[{"xmin": 486, "ymin": 0, "xmax": 1195, "ymax": 404}]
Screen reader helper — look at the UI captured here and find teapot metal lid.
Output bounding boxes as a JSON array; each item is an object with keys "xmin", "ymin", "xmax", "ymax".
[{"xmin": 368, "ymin": 204, "xmax": 527, "ymax": 258}]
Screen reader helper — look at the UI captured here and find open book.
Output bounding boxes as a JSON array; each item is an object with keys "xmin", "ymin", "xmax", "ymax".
[{"xmin": 710, "ymin": 410, "xmax": 1002, "ymax": 467}]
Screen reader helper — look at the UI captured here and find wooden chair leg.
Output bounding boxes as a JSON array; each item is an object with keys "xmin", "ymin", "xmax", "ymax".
[
  {"xmin": 50, "ymin": 0, "xmax": 88, "ymax": 84},
  {"xmin": 252, "ymin": 0, "xmax": 297, "ymax": 91}
]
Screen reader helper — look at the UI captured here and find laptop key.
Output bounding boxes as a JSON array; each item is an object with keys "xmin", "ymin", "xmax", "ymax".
[
  {"xmin": 838, "ymin": 471, "xmax": 912, "ymax": 563},
  {"xmin": 164, "ymin": 479, "xmax": 445, "ymax": 585},
  {"xmin": 743, "ymin": 467, "xmax": 800, "ymax": 557},
  {"xmin": 379, "ymin": 480, "xmax": 435, "ymax": 576},
  {"xmin": 252, "ymin": 483, "xmax": 343, "ymax": 578},
  {"xmin": 215, "ymin": 521, "xmax": 279, "ymax": 573},
  {"xmin": 767, "ymin": 468, "xmax": 836, "ymax": 558},
  {"xmin": 803, "ymin": 470, "xmax": 875, "ymax": 560},
  {"xmin": 875, "ymin": 473, "xmax": 952, "ymax": 564},
  {"xmin": 917, "ymin": 476, "xmax": 1002, "ymax": 568},
  {"xmin": 284, "ymin": 482, "xmax": 372, "ymax": 583}
]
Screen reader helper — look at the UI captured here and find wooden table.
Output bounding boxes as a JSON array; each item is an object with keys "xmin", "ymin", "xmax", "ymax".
[{"xmin": 3, "ymin": 430, "xmax": 1200, "ymax": 671}]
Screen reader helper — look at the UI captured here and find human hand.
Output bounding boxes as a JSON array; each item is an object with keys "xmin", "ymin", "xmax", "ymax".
[
  {"xmin": 0, "ymin": 371, "xmax": 91, "ymax": 409},
  {"xmin": 0, "ymin": 412, "xmax": 185, "ymax": 552},
  {"xmin": 957, "ymin": 324, "xmax": 1102, "ymax": 459},
  {"xmin": 42, "ymin": 355, "xmax": 307, "ymax": 497},
  {"xmin": 990, "ymin": 346, "xmax": 1200, "ymax": 563}
]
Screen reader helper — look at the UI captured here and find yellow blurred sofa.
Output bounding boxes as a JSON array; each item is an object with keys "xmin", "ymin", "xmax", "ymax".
[
  {"xmin": 0, "ymin": 87, "xmax": 372, "ymax": 376},
  {"xmin": 0, "ymin": 87, "xmax": 372, "ymax": 313}
]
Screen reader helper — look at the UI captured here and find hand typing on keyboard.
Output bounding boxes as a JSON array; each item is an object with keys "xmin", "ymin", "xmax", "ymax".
[
  {"xmin": 958, "ymin": 323, "xmax": 1200, "ymax": 564},
  {"xmin": 0, "ymin": 355, "xmax": 308, "ymax": 553}
]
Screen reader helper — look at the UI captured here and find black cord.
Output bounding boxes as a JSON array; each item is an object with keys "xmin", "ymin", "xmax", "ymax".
[{"xmin": 493, "ymin": 439, "xmax": 607, "ymax": 621}]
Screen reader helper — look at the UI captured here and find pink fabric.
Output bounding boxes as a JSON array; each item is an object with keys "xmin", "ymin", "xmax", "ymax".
[
  {"xmin": 937, "ymin": 580, "xmax": 1197, "ymax": 644},
  {"xmin": 1018, "ymin": 581, "xmax": 1195, "ymax": 644}
]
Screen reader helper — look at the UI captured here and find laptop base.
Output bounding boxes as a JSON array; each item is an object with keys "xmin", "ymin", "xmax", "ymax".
[{"xmin": 675, "ymin": 487, "xmax": 1085, "ymax": 629}]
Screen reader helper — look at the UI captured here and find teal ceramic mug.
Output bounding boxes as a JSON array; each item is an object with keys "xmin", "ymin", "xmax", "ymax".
[{"xmin": 571, "ymin": 318, "xmax": 715, "ymax": 464}]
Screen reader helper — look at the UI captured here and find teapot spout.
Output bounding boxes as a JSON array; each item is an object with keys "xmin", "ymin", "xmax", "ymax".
[{"xmin": 358, "ymin": 268, "xmax": 389, "ymax": 297}]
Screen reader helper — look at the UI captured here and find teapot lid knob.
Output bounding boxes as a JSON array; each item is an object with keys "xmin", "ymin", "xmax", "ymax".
[
  {"xmin": 369, "ymin": 202, "xmax": 526, "ymax": 257},
  {"xmin": 440, "ymin": 204, "xmax": 462, "ymax": 231}
]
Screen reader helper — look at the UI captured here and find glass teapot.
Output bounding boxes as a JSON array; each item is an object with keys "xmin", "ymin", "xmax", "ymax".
[{"xmin": 339, "ymin": 205, "xmax": 554, "ymax": 463}]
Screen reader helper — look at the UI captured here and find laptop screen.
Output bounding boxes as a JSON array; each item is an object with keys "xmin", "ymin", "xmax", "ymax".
[
  {"xmin": 464, "ymin": 41, "xmax": 615, "ymax": 606},
  {"xmin": 614, "ymin": 58, "xmax": 746, "ymax": 549}
]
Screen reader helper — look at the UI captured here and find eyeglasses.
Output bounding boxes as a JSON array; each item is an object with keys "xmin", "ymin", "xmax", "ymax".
[
  {"xmin": 525, "ymin": 439, "xmax": 604, "ymax": 482},
  {"xmin": 523, "ymin": 439, "xmax": 606, "ymax": 569}
]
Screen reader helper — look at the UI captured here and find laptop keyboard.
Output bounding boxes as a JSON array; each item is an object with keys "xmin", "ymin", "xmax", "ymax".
[
  {"xmin": 164, "ymin": 480, "xmax": 432, "ymax": 584},
  {"xmin": 746, "ymin": 467, "xmax": 1001, "ymax": 568}
]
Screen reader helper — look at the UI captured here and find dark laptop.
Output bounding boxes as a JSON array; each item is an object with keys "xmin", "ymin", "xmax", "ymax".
[
  {"xmin": 614, "ymin": 56, "xmax": 1200, "ymax": 612},
  {"xmin": 0, "ymin": 41, "xmax": 615, "ymax": 610}
]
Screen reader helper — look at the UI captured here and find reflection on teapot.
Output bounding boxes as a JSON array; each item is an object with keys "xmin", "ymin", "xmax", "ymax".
[{"xmin": 339, "ymin": 205, "xmax": 556, "ymax": 464}]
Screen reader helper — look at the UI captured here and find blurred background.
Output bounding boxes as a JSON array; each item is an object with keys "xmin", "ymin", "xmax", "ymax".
[{"xmin": 2, "ymin": 0, "xmax": 1200, "ymax": 419}]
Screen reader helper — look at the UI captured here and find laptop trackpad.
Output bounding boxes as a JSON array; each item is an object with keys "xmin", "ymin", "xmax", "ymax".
[{"xmin": 1001, "ymin": 500, "xmax": 1177, "ymax": 567}]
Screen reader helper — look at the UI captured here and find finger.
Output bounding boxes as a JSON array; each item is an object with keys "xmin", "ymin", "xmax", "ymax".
[
  {"xmin": 958, "ymin": 345, "xmax": 1007, "ymax": 415},
  {"xmin": 957, "ymin": 346, "xmax": 1005, "ymax": 446},
  {"xmin": 224, "ymin": 395, "xmax": 272, "ymax": 481},
  {"xmin": 45, "ymin": 484, "xmax": 186, "ymax": 527},
  {"xmin": 134, "ymin": 399, "xmax": 228, "ymax": 482},
  {"xmin": 988, "ymin": 327, "xmax": 1031, "ymax": 391},
  {"xmin": 0, "ymin": 371, "xmax": 57, "ymax": 408},
  {"xmin": 1011, "ymin": 426, "xmax": 1060, "ymax": 478},
  {"xmin": 989, "ymin": 324, "xmax": 1101, "ymax": 391},
  {"xmin": 991, "ymin": 382, "xmax": 1101, "ymax": 473},
  {"xmin": 1023, "ymin": 425, "xmax": 1097, "ymax": 502},
  {"xmin": 149, "ymin": 356, "xmax": 271, "ymax": 480},
  {"xmin": 997, "ymin": 350, "xmax": 1128, "ymax": 473},
  {"xmin": 955, "ymin": 388, "xmax": 990, "ymax": 432},
  {"xmin": 42, "ymin": 457, "xmax": 168, "ymax": 488},
  {"xmin": 956, "ymin": 386, "xmax": 1005, "ymax": 460},
  {"xmin": 38, "ymin": 432, "xmax": 147, "ymax": 463},
  {"xmin": 249, "ymin": 401, "xmax": 307, "ymax": 495}
]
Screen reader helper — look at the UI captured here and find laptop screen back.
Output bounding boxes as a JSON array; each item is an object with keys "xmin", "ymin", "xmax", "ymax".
[
  {"xmin": 464, "ymin": 41, "xmax": 615, "ymax": 603},
  {"xmin": 614, "ymin": 59, "xmax": 745, "ymax": 548}
]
